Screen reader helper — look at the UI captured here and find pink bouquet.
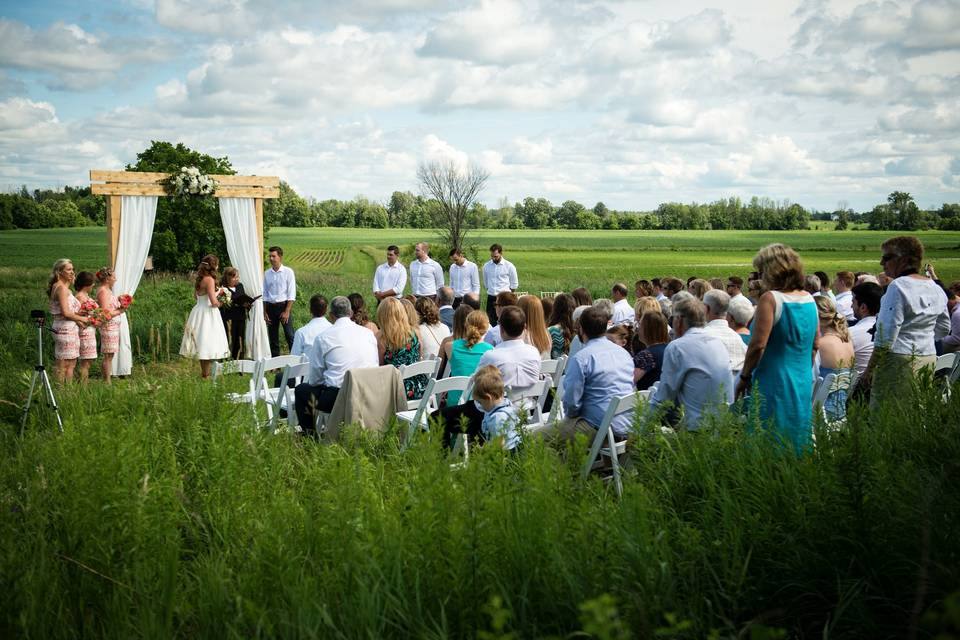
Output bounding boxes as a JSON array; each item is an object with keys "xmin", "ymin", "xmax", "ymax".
[
  {"xmin": 79, "ymin": 299, "xmax": 112, "ymax": 327},
  {"xmin": 118, "ymin": 294, "xmax": 133, "ymax": 310}
]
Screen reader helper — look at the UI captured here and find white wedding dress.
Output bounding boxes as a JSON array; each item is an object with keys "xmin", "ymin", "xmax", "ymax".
[{"xmin": 180, "ymin": 293, "xmax": 230, "ymax": 360}]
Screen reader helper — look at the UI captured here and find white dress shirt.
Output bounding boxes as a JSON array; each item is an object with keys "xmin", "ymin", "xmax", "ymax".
[
  {"xmin": 730, "ymin": 292, "xmax": 750, "ymax": 306},
  {"xmin": 263, "ymin": 265, "xmax": 296, "ymax": 303},
  {"xmin": 482, "ymin": 258, "xmax": 518, "ymax": 295},
  {"xmin": 835, "ymin": 290, "xmax": 855, "ymax": 323},
  {"xmin": 449, "ymin": 260, "xmax": 480, "ymax": 297},
  {"xmin": 875, "ymin": 276, "xmax": 950, "ymax": 356},
  {"xmin": 649, "ymin": 327, "xmax": 733, "ymax": 431},
  {"xmin": 483, "ymin": 325, "xmax": 502, "ymax": 347},
  {"xmin": 476, "ymin": 338, "xmax": 541, "ymax": 391},
  {"xmin": 373, "ymin": 262, "xmax": 407, "ymax": 298},
  {"xmin": 704, "ymin": 318, "xmax": 748, "ymax": 371},
  {"xmin": 308, "ymin": 317, "xmax": 379, "ymax": 387},
  {"xmin": 409, "ymin": 257, "xmax": 444, "ymax": 296},
  {"xmin": 291, "ymin": 316, "xmax": 332, "ymax": 359},
  {"xmin": 848, "ymin": 314, "xmax": 876, "ymax": 375},
  {"xmin": 611, "ymin": 298, "xmax": 633, "ymax": 325}
]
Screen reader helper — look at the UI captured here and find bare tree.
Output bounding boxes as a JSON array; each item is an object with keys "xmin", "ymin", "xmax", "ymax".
[{"xmin": 417, "ymin": 160, "xmax": 489, "ymax": 252}]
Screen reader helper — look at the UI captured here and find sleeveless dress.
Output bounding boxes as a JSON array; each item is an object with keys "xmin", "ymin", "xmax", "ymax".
[
  {"xmin": 447, "ymin": 338, "xmax": 494, "ymax": 404},
  {"xmin": 76, "ymin": 296, "xmax": 97, "ymax": 360},
  {"xmin": 99, "ymin": 289, "xmax": 121, "ymax": 355},
  {"xmin": 818, "ymin": 366, "xmax": 853, "ymax": 423},
  {"xmin": 750, "ymin": 290, "xmax": 818, "ymax": 452},
  {"xmin": 384, "ymin": 333, "xmax": 427, "ymax": 400},
  {"xmin": 179, "ymin": 293, "xmax": 230, "ymax": 360},
  {"xmin": 50, "ymin": 292, "xmax": 80, "ymax": 360}
]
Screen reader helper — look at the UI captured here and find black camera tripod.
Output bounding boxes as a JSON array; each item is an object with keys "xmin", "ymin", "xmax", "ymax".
[{"xmin": 22, "ymin": 310, "xmax": 64, "ymax": 433}]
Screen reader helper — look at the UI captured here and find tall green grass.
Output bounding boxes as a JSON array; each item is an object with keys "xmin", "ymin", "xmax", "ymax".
[{"xmin": 2, "ymin": 374, "xmax": 958, "ymax": 638}]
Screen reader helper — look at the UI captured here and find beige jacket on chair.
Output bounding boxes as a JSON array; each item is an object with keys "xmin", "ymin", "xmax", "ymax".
[{"xmin": 324, "ymin": 365, "xmax": 408, "ymax": 442}]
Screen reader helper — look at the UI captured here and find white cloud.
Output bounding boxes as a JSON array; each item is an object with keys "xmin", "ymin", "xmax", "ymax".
[{"xmin": 653, "ymin": 9, "xmax": 732, "ymax": 50}]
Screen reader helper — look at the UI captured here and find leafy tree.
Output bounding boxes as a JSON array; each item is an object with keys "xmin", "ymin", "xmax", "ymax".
[
  {"xmin": 388, "ymin": 191, "xmax": 416, "ymax": 227},
  {"xmin": 518, "ymin": 197, "xmax": 552, "ymax": 229},
  {"xmin": 127, "ymin": 141, "xmax": 235, "ymax": 272},
  {"xmin": 593, "ymin": 201, "xmax": 609, "ymax": 217},
  {"xmin": 264, "ymin": 181, "xmax": 309, "ymax": 227},
  {"xmin": 11, "ymin": 195, "xmax": 40, "ymax": 229},
  {"xmin": 417, "ymin": 161, "xmax": 489, "ymax": 252},
  {"xmin": 556, "ymin": 200, "xmax": 586, "ymax": 228},
  {"xmin": 40, "ymin": 199, "xmax": 89, "ymax": 227},
  {"xmin": 0, "ymin": 195, "xmax": 15, "ymax": 230},
  {"xmin": 888, "ymin": 191, "xmax": 921, "ymax": 230},
  {"xmin": 835, "ymin": 209, "xmax": 849, "ymax": 231},
  {"xmin": 602, "ymin": 212, "xmax": 620, "ymax": 230}
]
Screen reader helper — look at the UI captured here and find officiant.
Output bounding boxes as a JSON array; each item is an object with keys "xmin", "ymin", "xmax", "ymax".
[{"xmin": 220, "ymin": 267, "xmax": 248, "ymax": 359}]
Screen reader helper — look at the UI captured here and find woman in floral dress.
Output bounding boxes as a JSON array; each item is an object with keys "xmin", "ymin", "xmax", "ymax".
[
  {"xmin": 376, "ymin": 297, "xmax": 426, "ymax": 400},
  {"xmin": 95, "ymin": 267, "xmax": 124, "ymax": 383},
  {"xmin": 47, "ymin": 258, "xmax": 89, "ymax": 383},
  {"xmin": 73, "ymin": 271, "xmax": 99, "ymax": 384}
]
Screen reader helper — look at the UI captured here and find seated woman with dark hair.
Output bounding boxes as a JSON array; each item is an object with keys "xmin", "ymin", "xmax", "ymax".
[
  {"xmin": 633, "ymin": 311, "xmax": 669, "ymax": 391},
  {"xmin": 415, "ymin": 296, "xmax": 450, "ymax": 360},
  {"xmin": 348, "ymin": 292, "xmax": 379, "ymax": 335}
]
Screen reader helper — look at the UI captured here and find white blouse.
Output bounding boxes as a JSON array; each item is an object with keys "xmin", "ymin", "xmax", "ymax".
[{"xmin": 875, "ymin": 276, "xmax": 950, "ymax": 356}]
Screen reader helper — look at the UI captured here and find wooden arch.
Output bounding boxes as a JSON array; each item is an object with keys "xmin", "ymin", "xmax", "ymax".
[{"xmin": 89, "ymin": 170, "xmax": 280, "ymax": 267}]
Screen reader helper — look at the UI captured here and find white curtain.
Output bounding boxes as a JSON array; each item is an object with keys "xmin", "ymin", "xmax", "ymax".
[
  {"xmin": 218, "ymin": 198, "xmax": 270, "ymax": 360},
  {"xmin": 112, "ymin": 195, "xmax": 158, "ymax": 376}
]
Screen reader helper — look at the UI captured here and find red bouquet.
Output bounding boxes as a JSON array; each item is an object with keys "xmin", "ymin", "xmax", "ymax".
[
  {"xmin": 118, "ymin": 294, "xmax": 133, "ymax": 310},
  {"xmin": 79, "ymin": 299, "xmax": 112, "ymax": 327}
]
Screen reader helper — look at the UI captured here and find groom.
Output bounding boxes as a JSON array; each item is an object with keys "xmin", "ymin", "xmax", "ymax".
[{"xmin": 263, "ymin": 245, "xmax": 297, "ymax": 356}]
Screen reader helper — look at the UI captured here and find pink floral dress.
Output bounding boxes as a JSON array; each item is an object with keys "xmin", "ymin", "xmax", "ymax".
[
  {"xmin": 50, "ymin": 291, "xmax": 81, "ymax": 360},
  {"xmin": 76, "ymin": 295, "xmax": 98, "ymax": 360},
  {"xmin": 99, "ymin": 289, "xmax": 121, "ymax": 354}
]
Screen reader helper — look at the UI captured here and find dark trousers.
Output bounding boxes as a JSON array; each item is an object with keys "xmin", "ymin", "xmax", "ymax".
[
  {"xmin": 294, "ymin": 383, "xmax": 340, "ymax": 433},
  {"xmin": 265, "ymin": 301, "xmax": 295, "ymax": 357},
  {"xmin": 486, "ymin": 294, "xmax": 498, "ymax": 327},
  {"xmin": 221, "ymin": 313, "xmax": 246, "ymax": 360},
  {"xmin": 432, "ymin": 401, "xmax": 485, "ymax": 449}
]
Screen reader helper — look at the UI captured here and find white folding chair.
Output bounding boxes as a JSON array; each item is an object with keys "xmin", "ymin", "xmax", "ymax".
[
  {"xmin": 399, "ymin": 359, "xmax": 443, "ymax": 410},
  {"xmin": 934, "ymin": 353, "xmax": 959, "ymax": 401},
  {"xmin": 213, "ymin": 359, "xmax": 263, "ymax": 425},
  {"xmin": 257, "ymin": 355, "xmax": 308, "ymax": 426},
  {"xmin": 397, "ymin": 376, "xmax": 472, "ymax": 447},
  {"xmin": 518, "ymin": 375, "xmax": 556, "ymax": 433},
  {"xmin": 540, "ymin": 356, "xmax": 568, "ymax": 384},
  {"xmin": 812, "ymin": 373, "xmax": 837, "ymax": 420},
  {"xmin": 580, "ymin": 392, "xmax": 643, "ymax": 498},
  {"xmin": 271, "ymin": 361, "xmax": 311, "ymax": 432}
]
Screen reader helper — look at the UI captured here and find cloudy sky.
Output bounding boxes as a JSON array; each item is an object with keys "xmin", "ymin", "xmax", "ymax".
[{"xmin": 1, "ymin": 0, "xmax": 958, "ymax": 211}]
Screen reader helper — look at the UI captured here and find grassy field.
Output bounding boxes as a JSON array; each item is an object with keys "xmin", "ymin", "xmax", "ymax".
[{"xmin": 1, "ymin": 226, "xmax": 959, "ymax": 637}]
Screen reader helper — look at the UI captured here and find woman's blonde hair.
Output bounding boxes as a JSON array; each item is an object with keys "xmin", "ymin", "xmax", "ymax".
[
  {"xmin": 47, "ymin": 258, "xmax": 72, "ymax": 297},
  {"xmin": 687, "ymin": 278, "xmax": 713, "ymax": 300},
  {"xmin": 465, "ymin": 310, "xmax": 490, "ymax": 348},
  {"xmin": 472, "ymin": 365, "xmax": 504, "ymax": 400},
  {"xmin": 376, "ymin": 297, "xmax": 415, "ymax": 351},
  {"xmin": 815, "ymin": 296, "xmax": 850, "ymax": 342},
  {"xmin": 634, "ymin": 296, "xmax": 660, "ymax": 320},
  {"xmin": 400, "ymin": 298, "xmax": 420, "ymax": 329},
  {"xmin": 753, "ymin": 243, "xmax": 805, "ymax": 293},
  {"xmin": 195, "ymin": 254, "xmax": 219, "ymax": 291},
  {"xmin": 518, "ymin": 294, "xmax": 551, "ymax": 354}
]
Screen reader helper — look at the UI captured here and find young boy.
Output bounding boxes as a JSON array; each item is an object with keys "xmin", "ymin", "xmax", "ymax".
[{"xmin": 472, "ymin": 365, "xmax": 521, "ymax": 451}]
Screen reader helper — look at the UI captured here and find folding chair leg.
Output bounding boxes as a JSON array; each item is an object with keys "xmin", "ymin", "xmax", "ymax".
[{"xmin": 607, "ymin": 428, "xmax": 623, "ymax": 498}]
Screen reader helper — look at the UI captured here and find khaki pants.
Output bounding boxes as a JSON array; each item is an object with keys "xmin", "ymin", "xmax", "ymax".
[
  {"xmin": 555, "ymin": 417, "xmax": 599, "ymax": 442},
  {"xmin": 870, "ymin": 351, "xmax": 937, "ymax": 410}
]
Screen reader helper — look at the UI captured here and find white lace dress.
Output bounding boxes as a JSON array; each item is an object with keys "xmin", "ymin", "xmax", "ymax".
[{"xmin": 180, "ymin": 294, "xmax": 230, "ymax": 360}]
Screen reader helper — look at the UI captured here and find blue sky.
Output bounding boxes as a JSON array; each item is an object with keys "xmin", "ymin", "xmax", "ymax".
[{"xmin": 1, "ymin": 0, "xmax": 959, "ymax": 211}]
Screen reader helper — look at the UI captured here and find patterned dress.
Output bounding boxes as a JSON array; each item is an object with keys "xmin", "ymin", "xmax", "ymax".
[
  {"xmin": 50, "ymin": 291, "xmax": 80, "ymax": 360},
  {"xmin": 99, "ymin": 289, "xmax": 121, "ymax": 354},
  {"xmin": 384, "ymin": 333, "xmax": 427, "ymax": 400},
  {"xmin": 76, "ymin": 295, "xmax": 98, "ymax": 360}
]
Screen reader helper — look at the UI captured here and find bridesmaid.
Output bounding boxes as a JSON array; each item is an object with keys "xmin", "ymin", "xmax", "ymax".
[
  {"xmin": 46, "ymin": 259, "xmax": 89, "ymax": 383},
  {"xmin": 73, "ymin": 271, "xmax": 99, "ymax": 384},
  {"xmin": 96, "ymin": 267, "xmax": 124, "ymax": 384}
]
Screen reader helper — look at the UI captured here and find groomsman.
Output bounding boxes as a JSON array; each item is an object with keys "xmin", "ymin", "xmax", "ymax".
[
  {"xmin": 482, "ymin": 243, "xmax": 518, "ymax": 327},
  {"xmin": 448, "ymin": 247, "xmax": 480, "ymax": 308},
  {"xmin": 263, "ymin": 245, "xmax": 297, "ymax": 357},
  {"xmin": 409, "ymin": 242, "xmax": 444, "ymax": 299},
  {"xmin": 373, "ymin": 245, "xmax": 407, "ymax": 302}
]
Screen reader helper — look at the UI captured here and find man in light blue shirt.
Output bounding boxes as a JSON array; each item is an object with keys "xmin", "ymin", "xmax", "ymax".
[
  {"xmin": 555, "ymin": 306, "xmax": 635, "ymax": 442},
  {"xmin": 649, "ymin": 292, "xmax": 733, "ymax": 431}
]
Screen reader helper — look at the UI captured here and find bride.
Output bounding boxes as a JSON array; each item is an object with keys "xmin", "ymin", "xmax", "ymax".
[{"xmin": 180, "ymin": 254, "xmax": 230, "ymax": 377}]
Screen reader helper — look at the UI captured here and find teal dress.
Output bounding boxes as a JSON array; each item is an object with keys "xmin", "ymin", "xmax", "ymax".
[
  {"xmin": 751, "ymin": 291, "xmax": 818, "ymax": 452},
  {"xmin": 447, "ymin": 339, "xmax": 493, "ymax": 404},
  {"xmin": 385, "ymin": 333, "xmax": 427, "ymax": 400}
]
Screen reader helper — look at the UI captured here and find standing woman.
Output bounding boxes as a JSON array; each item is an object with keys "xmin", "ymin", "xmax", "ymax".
[
  {"xmin": 518, "ymin": 294, "xmax": 551, "ymax": 359},
  {"xmin": 865, "ymin": 236, "xmax": 950, "ymax": 407},
  {"xmin": 96, "ymin": 267, "xmax": 124, "ymax": 384},
  {"xmin": 73, "ymin": 271, "xmax": 99, "ymax": 384},
  {"xmin": 376, "ymin": 297, "xmax": 427, "ymax": 400},
  {"xmin": 47, "ymin": 259, "xmax": 88, "ymax": 383},
  {"xmin": 220, "ymin": 267, "xmax": 247, "ymax": 359},
  {"xmin": 179, "ymin": 254, "xmax": 230, "ymax": 378},
  {"xmin": 735, "ymin": 244, "xmax": 819, "ymax": 453}
]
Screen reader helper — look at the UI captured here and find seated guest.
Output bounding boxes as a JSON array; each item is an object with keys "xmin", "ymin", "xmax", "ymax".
[
  {"xmin": 815, "ymin": 296, "xmax": 855, "ymax": 422},
  {"xmin": 294, "ymin": 296, "xmax": 378, "ymax": 433},
  {"xmin": 849, "ymin": 282, "xmax": 882, "ymax": 375},
  {"xmin": 632, "ymin": 296, "xmax": 662, "ymax": 351},
  {"xmin": 567, "ymin": 305, "xmax": 592, "ymax": 359},
  {"xmin": 856, "ymin": 273, "xmax": 880, "ymax": 285},
  {"xmin": 687, "ymin": 278, "xmax": 712, "ymax": 300},
  {"xmin": 484, "ymin": 291, "xmax": 518, "ymax": 347},
  {"xmin": 473, "ymin": 365, "xmax": 521, "ymax": 451},
  {"xmin": 547, "ymin": 293, "xmax": 576, "ymax": 358},
  {"xmin": 726, "ymin": 276, "xmax": 749, "ymax": 306},
  {"xmin": 439, "ymin": 304, "xmax": 472, "ymax": 374},
  {"xmin": 804, "ymin": 274, "xmax": 822, "ymax": 295},
  {"xmin": 518, "ymin": 294, "xmax": 551, "ymax": 359},
  {"xmin": 552, "ymin": 307, "xmax": 635, "ymax": 442},
  {"xmin": 435, "ymin": 306, "xmax": 540, "ymax": 445},
  {"xmin": 348, "ymin": 293, "xmax": 379, "ymax": 335},
  {"xmin": 649, "ymin": 292, "xmax": 733, "ymax": 431},
  {"xmin": 746, "ymin": 279, "xmax": 763, "ymax": 304},
  {"xmin": 377, "ymin": 298, "xmax": 426, "ymax": 401},
  {"xmin": 605, "ymin": 324, "xmax": 632, "ymax": 353},
  {"xmin": 651, "ymin": 278, "xmax": 667, "ymax": 302},
  {"xmin": 940, "ymin": 287, "xmax": 960, "ymax": 354},
  {"xmin": 703, "ymin": 289, "xmax": 747, "ymax": 371},
  {"xmin": 661, "ymin": 277, "xmax": 684, "ymax": 299},
  {"xmin": 635, "ymin": 279, "xmax": 654, "ymax": 299},
  {"xmin": 726, "ymin": 296, "xmax": 754, "ymax": 345},
  {"xmin": 415, "ymin": 296, "xmax": 451, "ymax": 360},
  {"xmin": 444, "ymin": 310, "xmax": 493, "ymax": 404},
  {"xmin": 462, "ymin": 292, "xmax": 481, "ymax": 310},
  {"xmin": 833, "ymin": 271, "xmax": 856, "ymax": 323},
  {"xmin": 709, "ymin": 277, "xmax": 725, "ymax": 291},
  {"xmin": 291, "ymin": 294, "xmax": 331, "ymax": 359},
  {"xmin": 610, "ymin": 283, "xmax": 633, "ymax": 325},
  {"xmin": 438, "ymin": 286, "xmax": 455, "ymax": 330},
  {"xmin": 633, "ymin": 311, "xmax": 669, "ymax": 391},
  {"xmin": 571, "ymin": 287, "xmax": 593, "ymax": 307},
  {"xmin": 815, "ymin": 271, "xmax": 836, "ymax": 302}
]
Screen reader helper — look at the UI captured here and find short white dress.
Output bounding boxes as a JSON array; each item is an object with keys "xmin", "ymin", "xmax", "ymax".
[{"xmin": 180, "ymin": 293, "xmax": 230, "ymax": 360}]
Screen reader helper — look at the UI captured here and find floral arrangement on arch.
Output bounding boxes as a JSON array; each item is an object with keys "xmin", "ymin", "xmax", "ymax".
[{"xmin": 167, "ymin": 166, "xmax": 218, "ymax": 197}]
